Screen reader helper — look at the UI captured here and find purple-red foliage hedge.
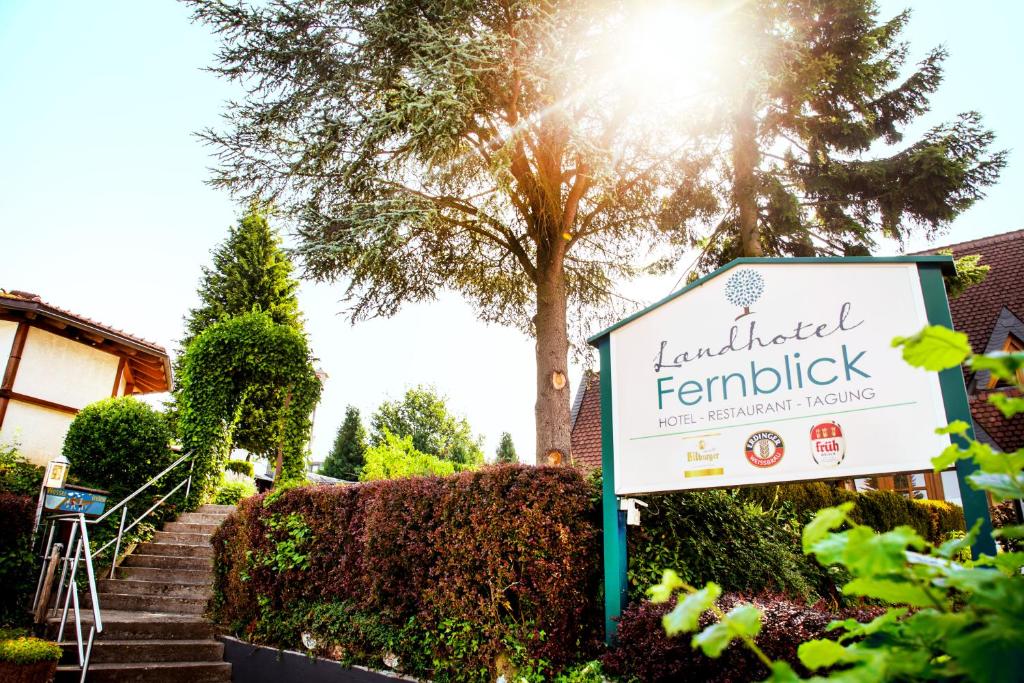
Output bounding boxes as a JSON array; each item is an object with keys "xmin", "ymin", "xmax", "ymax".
[
  {"xmin": 211, "ymin": 465, "xmax": 602, "ymax": 670},
  {"xmin": 602, "ymin": 595, "xmax": 883, "ymax": 682}
]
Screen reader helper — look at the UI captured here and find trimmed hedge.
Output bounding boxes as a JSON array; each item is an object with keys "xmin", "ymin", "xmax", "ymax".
[
  {"xmin": 628, "ymin": 490, "xmax": 836, "ymax": 604},
  {"xmin": 211, "ymin": 465, "xmax": 601, "ymax": 681},
  {"xmin": 602, "ymin": 595, "xmax": 883, "ymax": 682},
  {"xmin": 225, "ymin": 460, "xmax": 255, "ymax": 477},
  {"xmin": 0, "ymin": 494, "xmax": 36, "ymax": 625},
  {"xmin": 739, "ymin": 482, "xmax": 966, "ymax": 543}
]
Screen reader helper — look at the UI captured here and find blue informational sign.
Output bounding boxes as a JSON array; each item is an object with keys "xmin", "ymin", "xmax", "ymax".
[{"xmin": 43, "ymin": 487, "xmax": 109, "ymax": 516}]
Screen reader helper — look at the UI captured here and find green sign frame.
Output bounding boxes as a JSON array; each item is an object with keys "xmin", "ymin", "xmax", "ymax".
[{"xmin": 589, "ymin": 256, "xmax": 994, "ymax": 642}]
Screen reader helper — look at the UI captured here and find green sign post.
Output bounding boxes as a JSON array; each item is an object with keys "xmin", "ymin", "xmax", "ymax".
[{"xmin": 589, "ymin": 256, "xmax": 993, "ymax": 643}]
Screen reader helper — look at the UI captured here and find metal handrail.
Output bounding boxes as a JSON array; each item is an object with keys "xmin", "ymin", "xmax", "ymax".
[{"xmin": 35, "ymin": 451, "xmax": 195, "ymax": 682}]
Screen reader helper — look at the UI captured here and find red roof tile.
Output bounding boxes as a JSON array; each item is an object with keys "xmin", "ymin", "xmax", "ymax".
[
  {"xmin": 970, "ymin": 389, "xmax": 1024, "ymax": 453},
  {"xmin": 917, "ymin": 228, "xmax": 1024, "ymax": 355},
  {"xmin": 570, "ymin": 371, "xmax": 602, "ymax": 472}
]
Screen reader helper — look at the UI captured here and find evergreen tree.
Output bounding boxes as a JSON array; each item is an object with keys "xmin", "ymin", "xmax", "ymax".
[
  {"xmin": 186, "ymin": 0, "xmax": 701, "ymax": 465},
  {"xmin": 182, "ymin": 209, "xmax": 302, "ymax": 346},
  {"xmin": 177, "ymin": 208, "xmax": 304, "ymax": 457},
  {"xmin": 668, "ymin": 0, "xmax": 1006, "ymax": 269},
  {"xmin": 495, "ymin": 432, "xmax": 517, "ymax": 464},
  {"xmin": 370, "ymin": 387, "xmax": 485, "ymax": 468},
  {"xmin": 320, "ymin": 406, "xmax": 367, "ymax": 481}
]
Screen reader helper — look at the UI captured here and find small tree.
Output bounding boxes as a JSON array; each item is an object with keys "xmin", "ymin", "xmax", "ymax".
[
  {"xmin": 370, "ymin": 386, "xmax": 484, "ymax": 468},
  {"xmin": 495, "ymin": 432, "xmax": 518, "ymax": 464},
  {"xmin": 359, "ymin": 430, "xmax": 456, "ymax": 482},
  {"xmin": 320, "ymin": 406, "xmax": 367, "ymax": 481},
  {"xmin": 177, "ymin": 208, "xmax": 304, "ymax": 458}
]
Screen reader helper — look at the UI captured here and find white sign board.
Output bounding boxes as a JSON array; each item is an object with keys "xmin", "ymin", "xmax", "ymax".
[{"xmin": 606, "ymin": 262, "xmax": 951, "ymax": 496}]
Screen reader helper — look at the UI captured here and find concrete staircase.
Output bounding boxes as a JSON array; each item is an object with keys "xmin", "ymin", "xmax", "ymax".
[{"xmin": 50, "ymin": 504, "xmax": 235, "ymax": 682}]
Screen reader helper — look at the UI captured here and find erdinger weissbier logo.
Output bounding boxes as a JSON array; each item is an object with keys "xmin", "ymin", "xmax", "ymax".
[
  {"xmin": 724, "ymin": 269, "xmax": 764, "ymax": 320},
  {"xmin": 810, "ymin": 421, "xmax": 846, "ymax": 467},
  {"xmin": 744, "ymin": 430, "xmax": 784, "ymax": 467}
]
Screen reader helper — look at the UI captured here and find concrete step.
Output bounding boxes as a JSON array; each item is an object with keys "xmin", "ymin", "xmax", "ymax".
[
  {"xmin": 197, "ymin": 504, "xmax": 236, "ymax": 514},
  {"xmin": 97, "ymin": 579, "xmax": 212, "ymax": 600},
  {"xmin": 116, "ymin": 566, "xmax": 213, "ymax": 585},
  {"xmin": 132, "ymin": 542, "xmax": 213, "ymax": 558},
  {"xmin": 60, "ymin": 639, "xmax": 224, "ymax": 664},
  {"xmin": 151, "ymin": 530, "xmax": 214, "ymax": 545},
  {"xmin": 88, "ymin": 592, "xmax": 207, "ymax": 615},
  {"xmin": 55, "ymin": 661, "xmax": 231, "ymax": 683},
  {"xmin": 47, "ymin": 610, "xmax": 215, "ymax": 641},
  {"xmin": 162, "ymin": 521, "xmax": 220, "ymax": 535},
  {"xmin": 175, "ymin": 512, "xmax": 231, "ymax": 525},
  {"xmin": 121, "ymin": 554, "xmax": 213, "ymax": 571}
]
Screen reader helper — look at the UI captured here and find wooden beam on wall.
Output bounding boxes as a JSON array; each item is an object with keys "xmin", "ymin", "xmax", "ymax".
[
  {"xmin": 0, "ymin": 322, "xmax": 29, "ymax": 429},
  {"xmin": 0, "ymin": 389, "xmax": 78, "ymax": 416},
  {"xmin": 111, "ymin": 357, "xmax": 126, "ymax": 397}
]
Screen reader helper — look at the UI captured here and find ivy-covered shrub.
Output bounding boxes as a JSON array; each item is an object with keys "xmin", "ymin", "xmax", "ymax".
[
  {"xmin": 0, "ymin": 494, "xmax": 35, "ymax": 625},
  {"xmin": 177, "ymin": 312, "xmax": 321, "ymax": 504},
  {"xmin": 628, "ymin": 490, "xmax": 832, "ymax": 602},
  {"xmin": 213, "ymin": 481, "xmax": 255, "ymax": 505},
  {"xmin": 211, "ymin": 464, "xmax": 601, "ymax": 681},
  {"xmin": 602, "ymin": 595, "xmax": 881, "ymax": 682},
  {"xmin": 225, "ymin": 460, "xmax": 255, "ymax": 477},
  {"xmin": 739, "ymin": 482, "xmax": 966, "ymax": 544},
  {"xmin": 0, "ymin": 441, "xmax": 42, "ymax": 497},
  {"xmin": 62, "ymin": 397, "xmax": 175, "ymax": 500}
]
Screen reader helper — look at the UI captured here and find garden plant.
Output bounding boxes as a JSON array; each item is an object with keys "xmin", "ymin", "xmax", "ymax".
[{"xmin": 649, "ymin": 325, "xmax": 1024, "ymax": 682}]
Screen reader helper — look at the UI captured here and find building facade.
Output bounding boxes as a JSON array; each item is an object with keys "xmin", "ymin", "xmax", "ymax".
[{"xmin": 0, "ymin": 290, "xmax": 171, "ymax": 465}]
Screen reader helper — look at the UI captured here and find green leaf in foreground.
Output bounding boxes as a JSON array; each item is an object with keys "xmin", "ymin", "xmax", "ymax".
[
  {"xmin": 662, "ymin": 582, "xmax": 721, "ymax": 636},
  {"xmin": 649, "ymin": 569, "xmax": 685, "ymax": 604},
  {"xmin": 803, "ymin": 503, "xmax": 854, "ymax": 552},
  {"xmin": 892, "ymin": 326, "xmax": 971, "ymax": 371},
  {"xmin": 798, "ymin": 638, "xmax": 850, "ymax": 670},
  {"xmin": 842, "ymin": 577, "xmax": 935, "ymax": 607}
]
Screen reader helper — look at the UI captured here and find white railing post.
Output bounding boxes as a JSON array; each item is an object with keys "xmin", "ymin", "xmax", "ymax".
[{"xmin": 109, "ymin": 506, "xmax": 128, "ymax": 579}]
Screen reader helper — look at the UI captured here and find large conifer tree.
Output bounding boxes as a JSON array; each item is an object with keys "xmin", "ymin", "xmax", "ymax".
[
  {"xmin": 670, "ymin": 0, "xmax": 1007, "ymax": 269},
  {"xmin": 178, "ymin": 209, "xmax": 305, "ymax": 456}
]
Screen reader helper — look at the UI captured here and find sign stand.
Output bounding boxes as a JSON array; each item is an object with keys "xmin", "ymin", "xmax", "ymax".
[{"xmin": 592, "ymin": 257, "xmax": 994, "ymax": 643}]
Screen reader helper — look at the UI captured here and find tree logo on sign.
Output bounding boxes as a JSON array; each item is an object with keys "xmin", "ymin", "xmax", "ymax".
[{"xmin": 724, "ymin": 269, "xmax": 764, "ymax": 320}]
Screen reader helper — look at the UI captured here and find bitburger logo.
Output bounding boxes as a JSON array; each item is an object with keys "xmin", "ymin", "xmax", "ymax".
[
  {"xmin": 810, "ymin": 421, "xmax": 846, "ymax": 467},
  {"xmin": 744, "ymin": 430, "xmax": 784, "ymax": 468}
]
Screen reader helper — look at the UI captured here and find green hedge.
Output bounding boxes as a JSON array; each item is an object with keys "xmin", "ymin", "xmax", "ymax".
[
  {"xmin": 225, "ymin": 460, "xmax": 255, "ymax": 477},
  {"xmin": 738, "ymin": 482, "xmax": 966, "ymax": 543},
  {"xmin": 627, "ymin": 490, "xmax": 834, "ymax": 603}
]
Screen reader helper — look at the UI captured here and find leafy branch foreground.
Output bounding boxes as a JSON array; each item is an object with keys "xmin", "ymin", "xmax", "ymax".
[{"xmin": 651, "ymin": 325, "xmax": 1024, "ymax": 683}]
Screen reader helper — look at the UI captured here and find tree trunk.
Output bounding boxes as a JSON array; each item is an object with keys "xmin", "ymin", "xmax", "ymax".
[
  {"xmin": 733, "ymin": 90, "xmax": 762, "ymax": 257},
  {"xmin": 533, "ymin": 249, "xmax": 571, "ymax": 466}
]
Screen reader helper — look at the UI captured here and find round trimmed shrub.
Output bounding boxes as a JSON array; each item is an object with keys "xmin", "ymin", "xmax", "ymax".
[{"xmin": 62, "ymin": 397, "xmax": 175, "ymax": 499}]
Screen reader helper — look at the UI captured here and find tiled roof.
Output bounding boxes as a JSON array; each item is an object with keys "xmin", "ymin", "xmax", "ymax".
[
  {"xmin": 970, "ymin": 389, "xmax": 1024, "ymax": 453},
  {"xmin": 917, "ymin": 228, "xmax": 1024, "ymax": 355},
  {"xmin": 569, "ymin": 371, "xmax": 602, "ymax": 472},
  {"xmin": 0, "ymin": 290, "xmax": 166, "ymax": 353},
  {"xmin": 0, "ymin": 289, "xmax": 171, "ymax": 394}
]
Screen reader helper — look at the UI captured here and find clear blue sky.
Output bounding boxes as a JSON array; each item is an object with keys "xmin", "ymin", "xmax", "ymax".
[{"xmin": 1, "ymin": 1, "xmax": 1021, "ymax": 465}]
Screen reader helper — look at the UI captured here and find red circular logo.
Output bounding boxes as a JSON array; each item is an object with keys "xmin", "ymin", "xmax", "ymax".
[
  {"xmin": 810, "ymin": 421, "xmax": 846, "ymax": 467},
  {"xmin": 744, "ymin": 430, "xmax": 784, "ymax": 467}
]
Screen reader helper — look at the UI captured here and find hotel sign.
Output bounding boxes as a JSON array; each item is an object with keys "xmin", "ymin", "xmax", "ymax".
[{"xmin": 594, "ymin": 260, "xmax": 954, "ymax": 496}]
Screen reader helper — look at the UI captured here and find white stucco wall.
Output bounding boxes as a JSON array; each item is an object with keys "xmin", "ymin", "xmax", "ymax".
[
  {"xmin": 15, "ymin": 327, "xmax": 119, "ymax": 408},
  {"xmin": 0, "ymin": 401, "xmax": 73, "ymax": 465},
  {"xmin": 0, "ymin": 325, "xmax": 121, "ymax": 465},
  {"xmin": 0, "ymin": 320, "xmax": 17, "ymax": 373}
]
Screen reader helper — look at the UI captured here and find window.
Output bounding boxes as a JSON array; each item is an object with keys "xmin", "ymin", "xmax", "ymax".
[
  {"xmin": 852, "ymin": 470, "xmax": 947, "ymax": 500},
  {"xmin": 987, "ymin": 335, "xmax": 1024, "ymax": 388}
]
